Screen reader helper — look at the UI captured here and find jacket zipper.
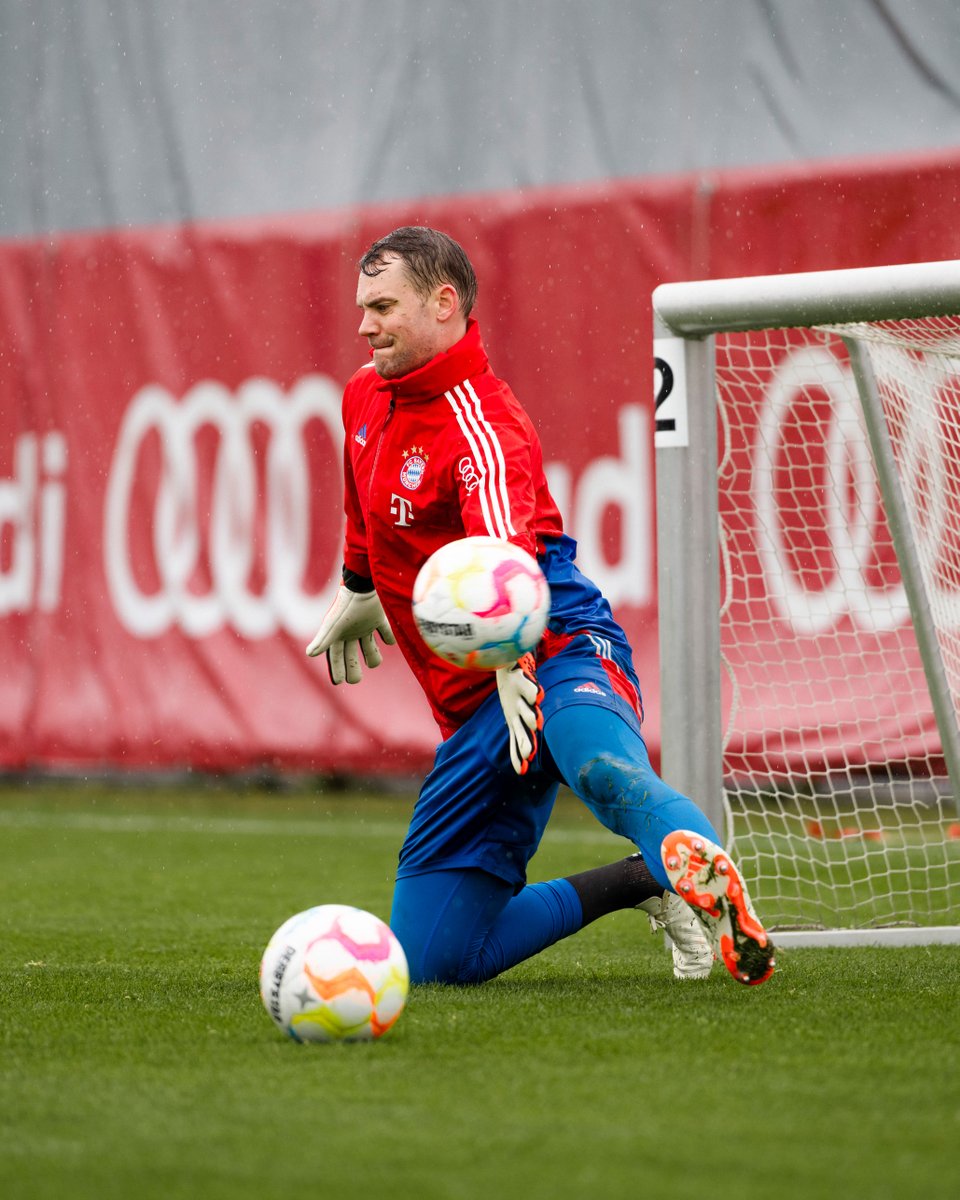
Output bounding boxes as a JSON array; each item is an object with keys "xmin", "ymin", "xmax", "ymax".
[{"xmin": 367, "ymin": 392, "xmax": 396, "ymax": 514}]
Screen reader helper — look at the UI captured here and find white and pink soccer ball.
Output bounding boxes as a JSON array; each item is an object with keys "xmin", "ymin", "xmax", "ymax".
[
  {"xmin": 259, "ymin": 905, "xmax": 409, "ymax": 1043},
  {"xmin": 412, "ymin": 536, "xmax": 551, "ymax": 670}
]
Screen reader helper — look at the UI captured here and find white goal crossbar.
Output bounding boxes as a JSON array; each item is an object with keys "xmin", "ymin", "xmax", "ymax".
[{"xmin": 652, "ymin": 260, "xmax": 960, "ymax": 946}]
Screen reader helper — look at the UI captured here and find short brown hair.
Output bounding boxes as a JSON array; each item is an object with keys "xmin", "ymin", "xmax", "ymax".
[{"xmin": 359, "ymin": 226, "xmax": 478, "ymax": 318}]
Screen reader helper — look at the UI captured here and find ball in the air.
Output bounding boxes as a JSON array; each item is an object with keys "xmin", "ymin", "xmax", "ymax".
[{"xmin": 412, "ymin": 536, "xmax": 551, "ymax": 670}]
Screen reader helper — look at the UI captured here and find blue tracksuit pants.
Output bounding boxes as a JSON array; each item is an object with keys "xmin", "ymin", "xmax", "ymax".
[{"xmin": 390, "ymin": 638, "xmax": 720, "ymax": 984}]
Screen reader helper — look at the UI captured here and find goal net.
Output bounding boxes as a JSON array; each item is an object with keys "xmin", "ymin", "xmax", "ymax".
[{"xmin": 652, "ymin": 261, "xmax": 960, "ymax": 945}]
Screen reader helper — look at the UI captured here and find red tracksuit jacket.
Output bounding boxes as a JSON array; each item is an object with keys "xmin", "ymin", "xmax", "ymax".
[{"xmin": 340, "ymin": 319, "xmax": 564, "ymax": 737}]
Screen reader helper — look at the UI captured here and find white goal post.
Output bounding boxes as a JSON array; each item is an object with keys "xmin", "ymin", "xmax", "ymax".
[{"xmin": 652, "ymin": 260, "xmax": 960, "ymax": 947}]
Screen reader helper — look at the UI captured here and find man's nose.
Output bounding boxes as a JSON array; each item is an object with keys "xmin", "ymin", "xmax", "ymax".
[{"xmin": 358, "ymin": 309, "xmax": 378, "ymax": 336}]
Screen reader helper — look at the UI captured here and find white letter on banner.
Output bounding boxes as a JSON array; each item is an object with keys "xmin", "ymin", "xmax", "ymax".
[
  {"xmin": 38, "ymin": 432, "xmax": 67, "ymax": 612},
  {"xmin": 0, "ymin": 434, "xmax": 37, "ymax": 613},
  {"xmin": 567, "ymin": 404, "xmax": 652, "ymax": 607}
]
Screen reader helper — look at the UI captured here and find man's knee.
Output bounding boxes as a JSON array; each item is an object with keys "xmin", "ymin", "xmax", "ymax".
[
  {"xmin": 391, "ymin": 869, "xmax": 512, "ymax": 986},
  {"xmin": 393, "ymin": 911, "xmax": 506, "ymax": 985},
  {"xmin": 576, "ymin": 751, "xmax": 646, "ymax": 805},
  {"xmin": 403, "ymin": 939, "xmax": 491, "ymax": 986}
]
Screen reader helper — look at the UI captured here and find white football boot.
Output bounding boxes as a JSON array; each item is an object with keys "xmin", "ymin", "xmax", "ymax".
[
  {"xmin": 638, "ymin": 890, "xmax": 715, "ymax": 980},
  {"xmin": 660, "ymin": 829, "xmax": 775, "ymax": 986}
]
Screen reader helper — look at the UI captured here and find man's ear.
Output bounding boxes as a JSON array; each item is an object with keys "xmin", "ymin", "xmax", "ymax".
[{"xmin": 434, "ymin": 282, "xmax": 460, "ymax": 324}]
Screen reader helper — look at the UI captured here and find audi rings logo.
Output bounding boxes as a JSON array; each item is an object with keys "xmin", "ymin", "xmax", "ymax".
[
  {"xmin": 752, "ymin": 345, "xmax": 912, "ymax": 636},
  {"xmin": 104, "ymin": 376, "xmax": 343, "ymax": 639},
  {"xmin": 458, "ymin": 456, "xmax": 481, "ymax": 494}
]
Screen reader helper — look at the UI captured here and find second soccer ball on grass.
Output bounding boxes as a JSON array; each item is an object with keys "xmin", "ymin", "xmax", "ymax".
[
  {"xmin": 412, "ymin": 536, "xmax": 551, "ymax": 670},
  {"xmin": 259, "ymin": 905, "xmax": 409, "ymax": 1043}
]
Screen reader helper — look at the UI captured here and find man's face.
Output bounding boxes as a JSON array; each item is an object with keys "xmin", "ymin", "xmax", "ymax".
[{"xmin": 357, "ymin": 255, "xmax": 447, "ymax": 379}]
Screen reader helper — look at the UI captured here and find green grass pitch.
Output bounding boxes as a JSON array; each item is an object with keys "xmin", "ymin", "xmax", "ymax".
[{"xmin": 0, "ymin": 778, "xmax": 957, "ymax": 1200}]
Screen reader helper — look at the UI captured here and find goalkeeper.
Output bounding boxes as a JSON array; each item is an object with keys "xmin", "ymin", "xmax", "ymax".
[{"xmin": 307, "ymin": 225, "xmax": 774, "ymax": 988}]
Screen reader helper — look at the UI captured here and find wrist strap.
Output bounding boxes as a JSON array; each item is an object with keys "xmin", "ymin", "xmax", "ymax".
[{"xmin": 342, "ymin": 565, "xmax": 375, "ymax": 593}]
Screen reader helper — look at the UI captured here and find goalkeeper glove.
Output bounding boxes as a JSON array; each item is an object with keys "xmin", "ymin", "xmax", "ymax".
[
  {"xmin": 496, "ymin": 652, "xmax": 544, "ymax": 775},
  {"xmin": 306, "ymin": 582, "xmax": 395, "ymax": 685}
]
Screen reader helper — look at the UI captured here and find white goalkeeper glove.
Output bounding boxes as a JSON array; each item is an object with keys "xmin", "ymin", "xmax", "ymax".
[
  {"xmin": 496, "ymin": 652, "xmax": 545, "ymax": 775},
  {"xmin": 306, "ymin": 584, "xmax": 395, "ymax": 685}
]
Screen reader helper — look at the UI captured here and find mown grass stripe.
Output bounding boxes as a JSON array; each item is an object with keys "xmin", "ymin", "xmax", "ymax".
[{"xmin": 0, "ymin": 806, "xmax": 623, "ymax": 845}]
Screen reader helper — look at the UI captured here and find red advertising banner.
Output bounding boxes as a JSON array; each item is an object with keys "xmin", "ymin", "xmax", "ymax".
[{"xmin": 2, "ymin": 151, "xmax": 960, "ymax": 775}]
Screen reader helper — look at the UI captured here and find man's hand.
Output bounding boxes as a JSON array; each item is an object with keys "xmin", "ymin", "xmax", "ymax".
[
  {"xmin": 496, "ymin": 652, "xmax": 545, "ymax": 775},
  {"xmin": 306, "ymin": 585, "xmax": 396, "ymax": 685}
]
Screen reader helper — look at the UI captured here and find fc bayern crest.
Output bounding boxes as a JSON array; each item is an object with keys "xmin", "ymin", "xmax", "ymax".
[{"xmin": 400, "ymin": 446, "xmax": 429, "ymax": 490}]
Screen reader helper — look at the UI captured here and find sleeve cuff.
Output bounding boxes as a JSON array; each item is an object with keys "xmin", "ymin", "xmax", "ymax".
[{"xmin": 342, "ymin": 565, "xmax": 375, "ymax": 593}]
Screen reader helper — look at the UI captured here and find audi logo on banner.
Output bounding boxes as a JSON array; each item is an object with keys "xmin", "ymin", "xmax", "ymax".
[
  {"xmin": 751, "ymin": 342, "xmax": 960, "ymax": 637},
  {"xmin": 104, "ymin": 376, "xmax": 343, "ymax": 639}
]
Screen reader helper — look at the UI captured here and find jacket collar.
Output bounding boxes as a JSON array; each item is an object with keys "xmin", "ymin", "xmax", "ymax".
[{"xmin": 374, "ymin": 319, "xmax": 488, "ymax": 401}]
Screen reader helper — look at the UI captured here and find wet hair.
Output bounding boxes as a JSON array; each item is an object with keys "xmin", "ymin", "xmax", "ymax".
[{"xmin": 358, "ymin": 226, "xmax": 478, "ymax": 317}]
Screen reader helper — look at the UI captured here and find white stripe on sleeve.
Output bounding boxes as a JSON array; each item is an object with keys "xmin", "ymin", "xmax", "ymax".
[
  {"xmin": 445, "ymin": 386, "xmax": 500, "ymax": 535},
  {"xmin": 445, "ymin": 382, "xmax": 515, "ymax": 538},
  {"xmin": 462, "ymin": 380, "xmax": 515, "ymax": 537}
]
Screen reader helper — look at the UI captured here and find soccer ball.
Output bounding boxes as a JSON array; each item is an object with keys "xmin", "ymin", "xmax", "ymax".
[
  {"xmin": 259, "ymin": 905, "xmax": 409, "ymax": 1043},
  {"xmin": 412, "ymin": 536, "xmax": 551, "ymax": 670}
]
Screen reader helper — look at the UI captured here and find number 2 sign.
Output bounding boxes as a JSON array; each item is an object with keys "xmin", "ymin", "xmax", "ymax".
[{"xmin": 653, "ymin": 337, "xmax": 689, "ymax": 449}]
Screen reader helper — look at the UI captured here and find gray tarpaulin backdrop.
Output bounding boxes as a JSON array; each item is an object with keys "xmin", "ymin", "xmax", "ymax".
[{"xmin": 1, "ymin": 0, "xmax": 959, "ymax": 238}]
